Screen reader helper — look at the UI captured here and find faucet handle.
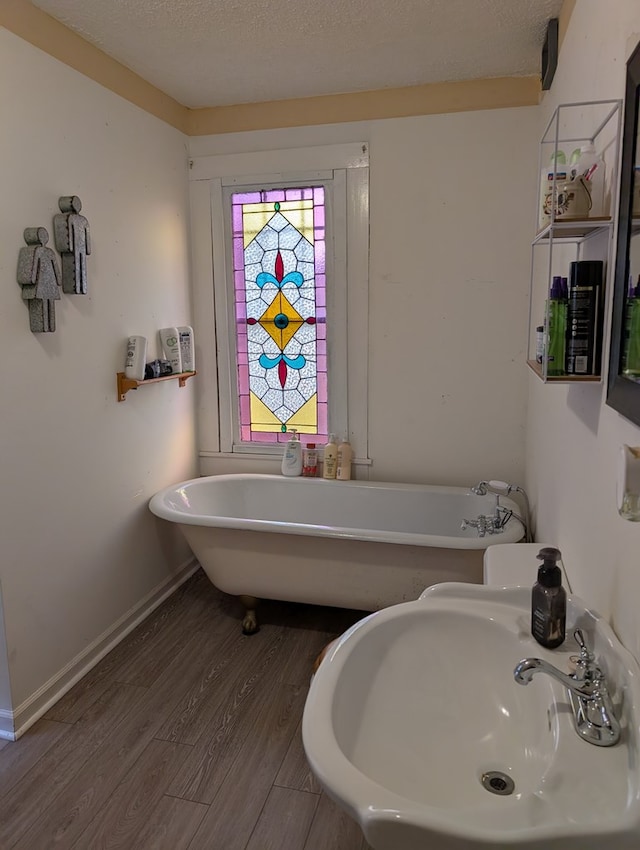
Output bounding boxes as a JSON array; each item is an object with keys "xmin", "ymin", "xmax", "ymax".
[{"xmin": 574, "ymin": 629, "xmax": 595, "ymax": 662}]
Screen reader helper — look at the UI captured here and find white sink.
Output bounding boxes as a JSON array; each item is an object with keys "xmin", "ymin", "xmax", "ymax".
[{"xmin": 302, "ymin": 584, "xmax": 640, "ymax": 850}]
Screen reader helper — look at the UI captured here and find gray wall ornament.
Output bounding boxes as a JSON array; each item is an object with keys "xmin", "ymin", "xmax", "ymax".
[
  {"xmin": 16, "ymin": 227, "xmax": 61, "ymax": 333},
  {"xmin": 53, "ymin": 195, "xmax": 91, "ymax": 294}
]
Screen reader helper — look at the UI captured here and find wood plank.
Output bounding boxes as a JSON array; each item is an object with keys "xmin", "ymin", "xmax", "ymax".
[
  {"xmin": 0, "ymin": 719, "xmax": 70, "ymax": 798},
  {"xmin": 275, "ymin": 719, "xmax": 322, "ymax": 793},
  {"xmin": 245, "ymin": 786, "xmax": 319, "ymax": 850},
  {"xmin": 155, "ymin": 627, "xmax": 283, "ymax": 745},
  {"xmin": 133, "ymin": 795, "xmax": 208, "ymax": 849},
  {"xmin": 0, "ymin": 682, "xmax": 145, "ymax": 849},
  {"xmin": 44, "ymin": 571, "xmax": 215, "ymax": 723},
  {"xmin": 304, "ymin": 792, "xmax": 369, "ymax": 850},
  {"xmin": 167, "ymin": 632, "xmax": 298, "ymax": 803},
  {"xmin": 13, "ymin": 625, "xmax": 222, "ymax": 850},
  {"xmin": 71, "ymin": 738, "xmax": 192, "ymax": 848},
  {"xmin": 186, "ymin": 683, "xmax": 306, "ymax": 850}
]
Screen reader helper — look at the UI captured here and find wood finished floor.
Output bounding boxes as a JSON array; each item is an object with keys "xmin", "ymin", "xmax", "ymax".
[{"xmin": 0, "ymin": 570, "xmax": 373, "ymax": 849}]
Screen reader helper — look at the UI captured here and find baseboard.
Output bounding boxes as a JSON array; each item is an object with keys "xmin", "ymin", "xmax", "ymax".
[
  {"xmin": 0, "ymin": 710, "xmax": 14, "ymax": 741},
  {"xmin": 3, "ymin": 558, "xmax": 199, "ymax": 741}
]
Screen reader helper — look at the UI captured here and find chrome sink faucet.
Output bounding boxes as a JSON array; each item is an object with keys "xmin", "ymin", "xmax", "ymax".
[{"xmin": 514, "ymin": 629, "xmax": 621, "ymax": 747}]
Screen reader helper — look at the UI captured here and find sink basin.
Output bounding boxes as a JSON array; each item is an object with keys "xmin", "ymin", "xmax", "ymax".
[{"xmin": 302, "ymin": 584, "xmax": 640, "ymax": 850}]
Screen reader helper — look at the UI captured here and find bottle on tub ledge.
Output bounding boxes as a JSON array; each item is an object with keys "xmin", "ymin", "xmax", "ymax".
[
  {"xmin": 322, "ymin": 433, "xmax": 338, "ymax": 480},
  {"xmin": 302, "ymin": 442, "xmax": 318, "ymax": 477},
  {"xmin": 336, "ymin": 437, "xmax": 353, "ymax": 481},
  {"xmin": 281, "ymin": 429, "xmax": 302, "ymax": 477}
]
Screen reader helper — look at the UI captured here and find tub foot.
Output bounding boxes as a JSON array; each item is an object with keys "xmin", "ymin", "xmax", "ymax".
[{"xmin": 238, "ymin": 595, "xmax": 259, "ymax": 635}]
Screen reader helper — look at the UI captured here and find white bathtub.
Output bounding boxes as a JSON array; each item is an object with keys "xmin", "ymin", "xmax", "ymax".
[{"xmin": 149, "ymin": 474, "xmax": 524, "ymax": 631}]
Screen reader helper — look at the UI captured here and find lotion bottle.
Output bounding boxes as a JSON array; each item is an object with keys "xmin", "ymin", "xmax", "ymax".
[
  {"xmin": 281, "ymin": 429, "xmax": 302, "ymax": 477},
  {"xmin": 336, "ymin": 438, "xmax": 352, "ymax": 481},
  {"xmin": 323, "ymin": 434, "xmax": 338, "ymax": 479},
  {"xmin": 531, "ymin": 547, "xmax": 566, "ymax": 649}
]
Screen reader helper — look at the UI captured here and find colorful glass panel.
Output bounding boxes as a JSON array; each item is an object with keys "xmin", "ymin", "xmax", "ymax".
[{"xmin": 232, "ymin": 187, "xmax": 327, "ymax": 443}]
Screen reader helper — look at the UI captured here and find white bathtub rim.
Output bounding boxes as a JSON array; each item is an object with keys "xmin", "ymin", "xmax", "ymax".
[{"xmin": 149, "ymin": 474, "xmax": 525, "ymax": 550}]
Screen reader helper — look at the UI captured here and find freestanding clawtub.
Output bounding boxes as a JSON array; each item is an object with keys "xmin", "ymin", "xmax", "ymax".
[{"xmin": 149, "ymin": 474, "xmax": 525, "ymax": 632}]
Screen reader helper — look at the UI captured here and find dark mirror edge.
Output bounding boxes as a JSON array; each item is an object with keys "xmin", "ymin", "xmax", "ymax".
[{"xmin": 607, "ymin": 39, "xmax": 640, "ymax": 426}]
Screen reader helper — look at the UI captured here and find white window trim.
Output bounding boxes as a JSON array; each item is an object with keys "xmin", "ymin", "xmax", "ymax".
[{"xmin": 189, "ymin": 143, "xmax": 370, "ymax": 466}]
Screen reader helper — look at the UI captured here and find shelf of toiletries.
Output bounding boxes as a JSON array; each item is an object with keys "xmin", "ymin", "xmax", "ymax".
[
  {"xmin": 117, "ymin": 326, "xmax": 196, "ymax": 401},
  {"xmin": 528, "ymin": 99, "xmax": 622, "ymax": 384},
  {"xmin": 117, "ymin": 370, "xmax": 196, "ymax": 402}
]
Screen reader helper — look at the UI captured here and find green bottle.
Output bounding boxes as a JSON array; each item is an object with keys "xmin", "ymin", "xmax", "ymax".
[
  {"xmin": 545, "ymin": 276, "xmax": 566, "ymax": 376},
  {"xmin": 623, "ymin": 277, "xmax": 640, "ymax": 378}
]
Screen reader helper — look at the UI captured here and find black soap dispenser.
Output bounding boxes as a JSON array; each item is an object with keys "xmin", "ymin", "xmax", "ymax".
[{"xmin": 531, "ymin": 547, "xmax": 566, "ymax": 649}]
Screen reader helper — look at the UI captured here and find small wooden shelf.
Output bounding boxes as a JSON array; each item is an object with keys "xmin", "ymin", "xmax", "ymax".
[
  {"xmin": 527, "ymin": 360, "xmax": 601, "ymax": 383},
  {"xmin": 117, "ymin": 371, "xmax": 196, "ymax": 401}
]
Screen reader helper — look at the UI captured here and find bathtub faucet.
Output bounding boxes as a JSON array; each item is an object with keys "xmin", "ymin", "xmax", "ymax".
[
  {"xmin": 514, "ymin": 629, "xmax": 620, "ymax": 747},
  {"xmin": 469, "ymin": 479, "xmax": 532, "ymax": 542},
  {"xmin": 461, "ymin": 511, "xmax": 512, "ymax": 537}
]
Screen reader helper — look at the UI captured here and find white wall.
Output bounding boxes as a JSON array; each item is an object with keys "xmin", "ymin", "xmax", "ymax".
[
  {"xmin": 0, "ymin": 29, "xmax": 196, "ymax": 722},
  {"xmin": 190, "ymin": 105, "xmax": 539, "ymax": 486},
  {"xmin": 526, "ymin": 1, "xmax": 640, "ymax": 661}
]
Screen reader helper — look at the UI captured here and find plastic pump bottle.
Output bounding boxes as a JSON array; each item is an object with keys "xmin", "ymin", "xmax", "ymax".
[
  {"xmin": 574, "ymin": 143, "xmax": 606, "ymax": 217},
  {"xmin": 323, "ymin": 434, "xmax": 338, "ymax": 479},
  {"xmin": 281, "ymin": 429, "xmax": 302, "ymax": 477},
  {"xmin": 531, "ymin": 547, "xmax": 566, "ymax": 649}
]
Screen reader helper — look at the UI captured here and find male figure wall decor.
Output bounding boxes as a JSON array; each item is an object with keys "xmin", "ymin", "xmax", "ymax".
[
  {"xmin": 53, "ymin": 195, "xmax": 91, "ymax": 294},
  {"xmin": 16, "ymin": 227, "xmax": 61, "ymax": 332}
]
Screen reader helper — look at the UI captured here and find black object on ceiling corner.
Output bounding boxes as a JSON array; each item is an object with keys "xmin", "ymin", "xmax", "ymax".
[{"xmin": 541, "ymin": 18, "xmax": 559, "ymax": 91}]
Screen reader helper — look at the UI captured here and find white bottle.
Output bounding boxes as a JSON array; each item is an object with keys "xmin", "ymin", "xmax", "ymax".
[
  {"xmin": 158, "ymin": 327, "xmax": 183, "ymax": 374},
  {"xmin": 124, "ymin": 335, "xmax": 147, "ymax": 381},
  {"xmin": 574, "ymin": 143, "xmax": 606, "ymax": 217},
  {"xmin": 281, "ymin": 429, "xmax": 302, "ymax": 477},
  {"xmin": 322, "ymin": 433, "xmax": 338, "ymax": 479},
  {"xmin": 178, "ymin": 326, "xmax": 195, "ymax": 372},
  {"xmin": 336, "ymin": 438, "xmax": 352, "ymax": 481},
  {"xmin": 539, "ymin": 149, "xmax": 568, "ymax": 228}
]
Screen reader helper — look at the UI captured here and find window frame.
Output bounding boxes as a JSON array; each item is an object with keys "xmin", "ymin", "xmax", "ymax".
[
  {"xmin": 189, "ymin": 143, "xmax": 370, "ymax": 467},
  {"xmin": 217, "ymin": 174, "xmax": 347, "ymax": 454}
]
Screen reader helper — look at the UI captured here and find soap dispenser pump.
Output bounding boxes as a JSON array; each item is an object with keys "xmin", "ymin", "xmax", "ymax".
[
  {"xmin": 281, "ymin": 429, "xmax": 302, "ymax": 477},
  {"xmin": 531, "ymin": 547, "xmax": 566, "ymax": 649}
]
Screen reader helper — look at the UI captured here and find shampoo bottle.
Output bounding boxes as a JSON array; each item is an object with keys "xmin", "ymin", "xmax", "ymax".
[
  {"xmin": 159, "ymin": 327, "xmax": 183, "ymax": 374},
  {"xmin": 322, "ymin": 434, "xmax": 338, "ymax": 479},
  {"xmin": 124, "ymin": 335, "xmax": 147, "ymax": 381},
  {"xmin": 281, "ymin": 429, "xmax": 302, "ymax": 477},
  {"xmin": 177, "ymin": 326, "xmax": 195, "ymax": 372},
  {"xmin": 545, "ymin": 276, "xmax": 566, "ymax": 376},
  {"xmin": 336, "ymin": 438, "xmax": 352, "ymax": 481},
  {"xmin": 531, "ymin": 547, "xmax": 566, "ymax": 649}
]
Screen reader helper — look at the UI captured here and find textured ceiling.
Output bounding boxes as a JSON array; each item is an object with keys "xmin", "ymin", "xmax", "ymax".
[{"xmin": 31, "ymin": 0, "xmax": 563, "ymax": 108}]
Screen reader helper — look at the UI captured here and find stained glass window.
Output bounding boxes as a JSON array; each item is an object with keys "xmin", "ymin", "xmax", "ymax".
[{"xmin": 231, "ymin": 187, "xmax": 327, "ymax": 444}]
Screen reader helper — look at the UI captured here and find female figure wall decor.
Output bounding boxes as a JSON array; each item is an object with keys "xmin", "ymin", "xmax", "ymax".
[{"xmin": 16, "ymin": 227, "xmax": 61, "ymax": 332}]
